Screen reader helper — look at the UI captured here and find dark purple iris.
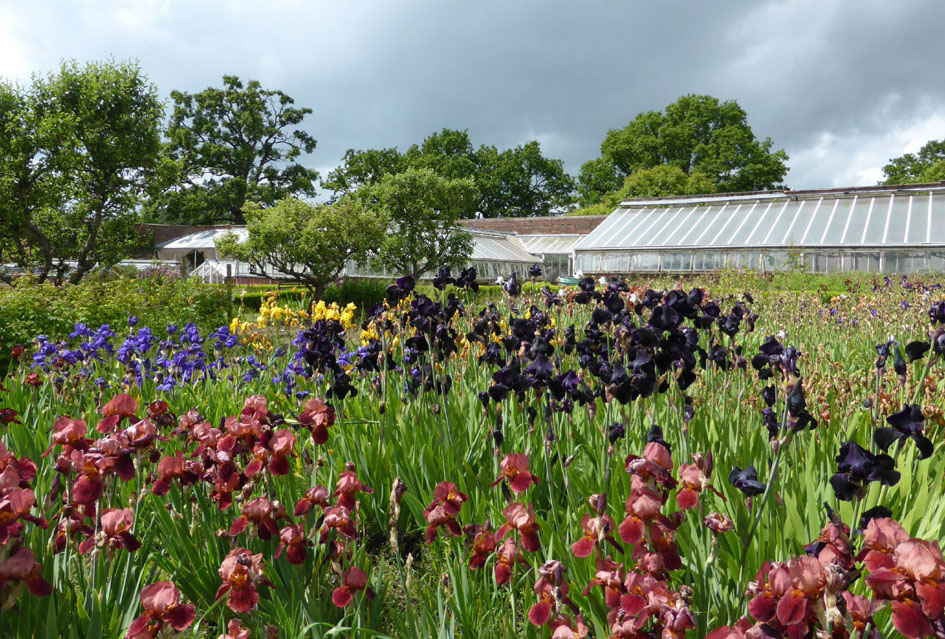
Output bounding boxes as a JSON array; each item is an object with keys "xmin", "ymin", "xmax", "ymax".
[
  {"xmin": 528, "ymin": 263, "xmax": 542, "ymax": 279},
  {"xmin": 858, "ymin": 505, "xmax": 893, "ymax": 530},
  {"xmin": 905, "ymin": 340, "xmax": 930, "ymax": 361},
  {"xmin": 504, "ymin": 273, "xmax": 522, "ymax": 297},
  {"xmin": 829, "ymin": 441, "xmax": 900, "ymax": 501},
  {"xmin": 608, "ymin": 422, "xmax": 626, "ymax": 444},
  {"xmin": 456, "ymin": 267, "xmax": 479, "ymax": 292},
  {"xmin": 432, "ymin": 265, "xmax": 454, "ymax": 290},
  {"xmin": 728, "ymin": 464, "xmax": 766, "ymax": 497},
  {"xmin": 876, "ymin": 404, "xmax": 933, "ymax": 459}
]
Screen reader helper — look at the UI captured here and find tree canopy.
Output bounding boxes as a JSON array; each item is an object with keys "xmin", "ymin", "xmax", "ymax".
[
  {"xmin": 324, "ymin": 129, "xmax": 573, "ymax": 218},
  {"xmin": 0, "ymin": 60, "xmax": 161, "ymax": 283},
  {"xmin": 359, "ymin": 168, "xmax": 476, "ymax": 279},
  {"xmin": 215, "ymin": 197, "xmax": 386, "ymax": 298},
  {"xmin": 882, "ymin": 139, "xmax": 945, "ymax": 185},
  {"xmin": 570, "ymin": 165, "xmax": 717, "ymax": 216},
  {"xmin": 577, "ymin": 94, "xmax": 788, "ymax": 206},
  {"xmin": 147, "ymin": 75, "xmax": 319, "ymax": 224}
]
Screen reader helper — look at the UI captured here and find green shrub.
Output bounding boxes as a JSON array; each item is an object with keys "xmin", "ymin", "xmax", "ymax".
[
  {"xmin": 0, "ymin": 275, "xmax": 230, "ymax": 354},
  {"xmin": 321, "ymin": 280, "xmax": 388, "ymax": 311},
  {"xmin": 235, "ymin": 280, "xmax": 389, "ymax": 314}
]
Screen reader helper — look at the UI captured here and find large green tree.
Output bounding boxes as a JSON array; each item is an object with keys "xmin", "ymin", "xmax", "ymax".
[
  {"xmin": 360, "ymin": 168, "xmax": 476, "ymax": 279},
  {"xmin": 570, "ymin": 165, "xmax": 717, "ymax": 216},
  {"xmin": 324, "ymin": 128, "xmax": 574, "ymax": 217},
  {"xmin": 882, "ymin": 139, "xmax": 945, "ymax": 185},
  {"xmin": 215, "ymin": 197, "xmax": 387, "ymax": 298},
  {"xmin": 578, "ymin": 94, "xmax": 788, "ymax": 204},
  {"xmin": 147, "ymin": 76, "xmax": 319, "ymax": 224},
  {"xmin": 0, "ymin": 60, "xmax": 161, "ymax": 283}
]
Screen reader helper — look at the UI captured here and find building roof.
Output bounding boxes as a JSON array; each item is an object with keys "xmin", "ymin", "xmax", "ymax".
[
  {"xmin": 576, "ymin": 184, "xmax": 945, "ymax": 253},
  {"xmin": 465, "ymin": 229, "xmax": 541, "ymax": 263},
  {"xmin": 460, "ymin": 215, "xmax": 607, "ymax": 235},
  {"xmin": 155, "ymin": 227, "xmax": 247, "ymax": 250},
  {"xmin": 515, "ymin": 234, "xmax": 585, "ymax": 255}
]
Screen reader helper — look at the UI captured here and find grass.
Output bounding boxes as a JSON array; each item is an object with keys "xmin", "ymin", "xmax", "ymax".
[{"xmin": 1, "ymin": 272, "xmax": 943, "ymax": 637}]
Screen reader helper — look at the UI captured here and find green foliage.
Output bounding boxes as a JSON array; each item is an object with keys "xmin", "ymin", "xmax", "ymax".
[
  {"xmin": 361, "ymin": 168, "xmax": 476, "ymax": 278},
  {"xmin": 237, "ymin": 280, "xmax": 388, "ymax": 313},
  {"xmin": 216, "ymin": 197, "xmax": 387, "ymax": 298},
  {"xmin": 575, "ymin": 157, "xmax": 622, "ymax": 207},
  {"xmin": 147, "ymin": 75, "xmax": 319, "ymax": 224},
  {"xmin": 569, "ymin": 165, "xmax": 716, "ymax": 215},
  {"xmin": 0, "ymin": 275, "xmax": 229, "ymax": 351},
  {"xmin": 325, "ymin": 128, "xmax": 574, "ymax": 217},
  {"xmin": 0, "ymin": 59, "xmax": 161, "ymax": 283},
  {"xmin": 882, "ymin": 138, "xmax": 945, "ymax": 185},
  {"xmin": 578, "ymin": 94, "xmax": 788, "ymax": 207}
]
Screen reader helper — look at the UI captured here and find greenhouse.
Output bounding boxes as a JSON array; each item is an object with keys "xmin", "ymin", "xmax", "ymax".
[
  {"xmin": 343, "ymin": 228, "xmax": 542, "ymax": 281},
  {"xmin": 164, "ymin": 227, "xmax": 544, "ymax": 283},
  {"xmin": 572, "ymin": 184, "xmax": 945, "ymax": 275}
]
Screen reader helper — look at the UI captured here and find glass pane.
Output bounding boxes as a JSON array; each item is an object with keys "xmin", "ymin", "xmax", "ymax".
[
  {"xmin": 839, "ymin": 197, "xmax": 872, "ymax": 245},
  {"xmin": 659, "ymin": 206, "xmax": 702, "ymax": 246},
  {"xmin": 764, "ymin": 251, "xmax": 790, "ymax": 271},
  {"xmin": 743, "ymin": 200, "xmax": 785, "ymax": 245},
  {"xmin": 861, "ymin": 196, "xmax": 891, "ymax": 245},
  {"xmin": 929, "ymin": 251, "xmax": 945, "ymax": 273},
  {"xmin": 800, "ymin": 198, "xmax": 833, "ymax": 246},
  {"xmin": 725, "ymin": 201, "xmax": 764, "ymax": 246},
  {"xmin": 818, "ymin": 198, "xmax": 848, "ymax": 245},
  {"xmin": 885, "ymin": 197, "xmax": 911, "ymax": 244},
  {"xmin": 662, "ymin": 252, "xmax": 692, "ymax": 271},
  {"xmin": 906, "ymin": 194, "xmax": 932, "ymax": 244},
  {"xmin": 635, "ymin": 208, "xmax": 678, "ymax": 247},
  {"xmin": 761, "ymin": 201, "xmax": 801, "ymax": 245},
  {"xmin": 852, "ymin": 252, "xmax": 881, "ymax": 272},
  {"xmin": 574, "ymin": 253, "xmax": 600, "ymax": 274},
  {"xmin": 601, "ymin": 253, "xmax": 631, "ymax": 273},
  {"xmin": 610, "ymin": 210, "xmax": 655, "ymax": 248},
  {"xmin": 630, "ymin": 253, "xmax": 660, "ymax": 271},
  {"xmin": 735, "ymin": 251, "xmax": 760, "ymax": 269},
  {"xmin": 779, "ymin": 201, "xmax": 811, "ymax": 247},
  {"xmin": 695, "ymin": 204, "xmax": 736, "ymax": 247},
  {"xmin": 673, "ymin": 206, "xmax": 717, "ymax": 247},
  {"xmin": 882, "ymin": 251, "xmax": 900, "ymax": 274}
]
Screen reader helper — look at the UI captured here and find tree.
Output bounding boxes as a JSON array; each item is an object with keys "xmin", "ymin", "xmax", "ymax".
[
  {"xmin": 579, "ymin": 94, "xmax": 788, "ymax": 203},
  {"xmin": 476, "ymin": 141, "xmax": 575, "ymax": 217},
  {"xmin": 361, "ymin": 168, "xmax": 476, "ymax": 279},
  {"xmin": 0, "ymin": 60, "xmax": 161, "ymax": 283},
  {"xmin": 324, "ymin": 128, "xmax": 574, "ymax": 217},
  {"xmin": 882, "ymin": 140, "xmax": 945, "ymax": 185},
  {"xmin": 569, "ymin": 165, "xmax": 717, "ymax": 216},
  {"xmin": 576, "ymin": 157, "xmax": 622, "ymax": 206},
  {"xmin": 619, "ymin": 165, "xmax": 716, "ymax": 199},
  {"xmin": 322, "ymin": 147, "xmax": 406, "ymax": 196},
  {"xmin": 215, "ymin": 197, "xmax": 387, "ymax": 299},
  {"xmin": 147, "ymin": 76, "xmax": 319, "ymax": 224}
]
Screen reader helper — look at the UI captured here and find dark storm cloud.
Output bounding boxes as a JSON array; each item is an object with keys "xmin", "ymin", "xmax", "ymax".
[{"xmin": 3, "ymin": 0, "xmax": 944, "ymax": 191}]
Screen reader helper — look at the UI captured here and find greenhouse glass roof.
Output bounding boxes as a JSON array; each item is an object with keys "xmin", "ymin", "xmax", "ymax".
[
  {"xmin": 515, "ymin": 234, "xmax": 585, "ymax": 255},
  {"xmin": 155, "ymin": 228, "xmax": 247, "ymax": 250},
  {"xmin": 574, "ymin": 186, "xmax": 945, "ymax": 252}
]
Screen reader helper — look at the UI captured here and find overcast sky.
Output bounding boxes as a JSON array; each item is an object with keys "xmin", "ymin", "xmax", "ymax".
[{"xmin": 3, "ymin": 0, "xmax": 945, "ymax": 192}]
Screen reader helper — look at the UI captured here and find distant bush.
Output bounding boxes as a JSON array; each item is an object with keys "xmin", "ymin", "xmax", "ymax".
[
  {"xmin": 236, "ymin": 280, "xmax": 389, "ymax": 314},
  {"xmin": 0, "ymin": 275, "xmax": 229, "ymax": 357}
]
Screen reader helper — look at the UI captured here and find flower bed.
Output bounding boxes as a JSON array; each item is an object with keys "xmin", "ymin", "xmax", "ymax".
[{"xmin": 1, "ymin": 271, "xmax": 944, "ymax": 638}]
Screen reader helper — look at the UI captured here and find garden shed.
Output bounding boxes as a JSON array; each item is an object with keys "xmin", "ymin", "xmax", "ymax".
[{"xmin": 572, "ymin": 183, "xmax": 945, "ymax": 275}]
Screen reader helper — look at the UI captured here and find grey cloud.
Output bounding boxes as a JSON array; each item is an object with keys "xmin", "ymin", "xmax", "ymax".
[{"xmin": 3, "ymin": 0, "xmax": 944, "ymax": 190}]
